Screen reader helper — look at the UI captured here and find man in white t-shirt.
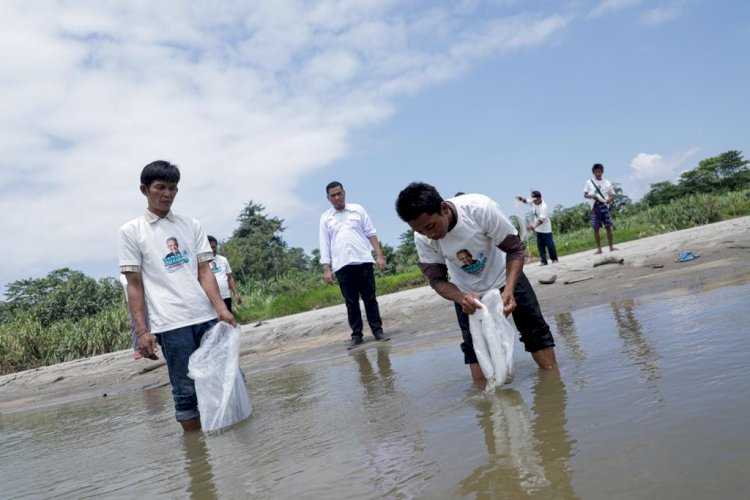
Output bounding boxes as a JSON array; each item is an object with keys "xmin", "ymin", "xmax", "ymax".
[
  {"xmin": 516, "ymin": 190, "xmax": 559, "ymax": 266},
  {"xmin": 583, "ymin": 163, "xmax": 617, "ymax": 254},
  {"xmin": 119, "ymin": 160, "xmax": 237, "ymax": 432},
  {"xmin": 207, "ymin": 235, "xmax": 242, "ymax": 313},
  {"xmin": 396, "ymin": 182, "xmax": 557, "ymax": 380},
  {"xmin": 319, "ymin": 181, "xmax": 390, "ymax": 349}
]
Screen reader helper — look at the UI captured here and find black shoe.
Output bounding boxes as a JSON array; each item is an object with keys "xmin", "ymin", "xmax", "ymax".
[
  {"xmin": 373, "ymin": 331, "xmax": 391, "ymax": 342},
  {"xmin": 347, "ymin": 336, "xmax": 364, "ymax": 349}
]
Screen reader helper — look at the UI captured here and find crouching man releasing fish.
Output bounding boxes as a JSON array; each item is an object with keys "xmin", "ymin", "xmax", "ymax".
[{"xmin": 395, "ymin": 182, "xmax": 558, "ymax": 382}]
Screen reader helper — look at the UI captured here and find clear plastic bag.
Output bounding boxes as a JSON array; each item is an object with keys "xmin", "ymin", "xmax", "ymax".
[
  {"xmin": 468, "ymin": 288, "xmax": 515, "ymax": 389},
  {"xmin": 188, "ymin": 322, "xmax": 252, "ymax": 432}
]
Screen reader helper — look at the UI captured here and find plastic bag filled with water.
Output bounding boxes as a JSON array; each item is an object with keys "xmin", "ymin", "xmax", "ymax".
[
  {"xmin": 188, "ymin": 322, "xmax": 252, "ymax": 432},
  {"xmin": 468, "ymin": 288, "xmax": 515, "ymax": 389}
]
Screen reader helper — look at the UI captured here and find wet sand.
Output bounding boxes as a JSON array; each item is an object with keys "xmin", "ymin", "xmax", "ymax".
[{"xmin": 1, "ymin": 216, "xmax": 749, "ymax": 414}]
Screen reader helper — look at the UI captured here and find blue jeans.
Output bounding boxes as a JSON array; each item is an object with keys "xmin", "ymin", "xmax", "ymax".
[
  {"xmin": 535, "ymin": 232, "xmax": 558, "ymax": 265},
  {"xmin": 156, "ymin": 319, "xmax": 217, "ymax": 422}
]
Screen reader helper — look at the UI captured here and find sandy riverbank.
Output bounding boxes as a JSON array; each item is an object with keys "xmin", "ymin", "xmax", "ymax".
[{"xmin": 2, "ymin": 216, "xmax": 749, "ymax": 414}]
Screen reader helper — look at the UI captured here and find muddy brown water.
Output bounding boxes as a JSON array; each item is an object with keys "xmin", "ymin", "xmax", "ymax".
[{"xmin": 2, "ymin": 282, "xmax": 749, "ymax": 499}]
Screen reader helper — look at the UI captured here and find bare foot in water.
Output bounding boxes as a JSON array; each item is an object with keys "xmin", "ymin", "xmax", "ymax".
[
  {"xmin": 594, "ymin": 249, "xmax": 603, "ymax": 254},
  {"xmin": 609, "ymin": 247, "xmax": 619, "ymax": 251}
]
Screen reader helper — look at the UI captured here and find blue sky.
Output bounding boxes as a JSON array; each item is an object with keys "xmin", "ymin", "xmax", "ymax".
[{"xmin": 1, "ymin": 0, "xmax": 748, "ymax": 294}]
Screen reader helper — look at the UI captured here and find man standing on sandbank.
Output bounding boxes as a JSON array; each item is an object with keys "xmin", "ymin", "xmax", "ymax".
[
  {"xmin": 516, "ymin": 190, "xmax": 559, "ymax": 266},
  {"xmin": 119, "ymin": 160, "xmax": 237, "ymax": 432},
  {"xmin": 584, "ymin": 163, "xmax": 617, "ymax": 254},
  {"xmin": 395, "ymin": 182, "xmax": 557, "ymax": 379},
  {"xmin": 319, "ymin": 181, "xmax": 390, "ymax": 349}
]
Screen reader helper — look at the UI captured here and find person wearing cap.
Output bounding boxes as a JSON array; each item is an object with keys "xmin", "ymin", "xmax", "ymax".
[{"xmin": 516, "ymin": 190, "xmax": 559, "ymax": 266}]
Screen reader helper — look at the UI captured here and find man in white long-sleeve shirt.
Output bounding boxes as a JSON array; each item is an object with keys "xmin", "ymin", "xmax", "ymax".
[{"xmin": 319, "ymin": 181, "xmax": 390, "ymax": 349}]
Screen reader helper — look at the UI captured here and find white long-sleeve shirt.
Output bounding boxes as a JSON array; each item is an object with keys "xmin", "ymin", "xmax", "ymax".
[{"xmin": 319, "ymin": 203, "xmax": 377, "ymax": 272}]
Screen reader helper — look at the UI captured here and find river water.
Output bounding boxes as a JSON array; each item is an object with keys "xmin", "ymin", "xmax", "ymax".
[{"xmin": 2, "ymin": 282, "xmax": 749, "ymax": 499}]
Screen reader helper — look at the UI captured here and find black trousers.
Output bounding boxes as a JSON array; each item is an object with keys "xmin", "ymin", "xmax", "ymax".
[
  {"xmin": 535, "ymin": 232, "xmax": 559, "ymax": 264},
  {"xmin": 457, "ymin": 272, "xmax": 555, "ymax": 364},
  {"xmin": 335, "ymin": 263, "xmax": 383, "ymax": 337},
  {"xmin": 223, "ymin": 297, "xmax": 233, "ymax": 313}
]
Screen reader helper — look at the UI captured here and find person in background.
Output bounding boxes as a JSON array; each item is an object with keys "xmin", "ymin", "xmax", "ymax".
[
  {"xmin": 516, "ymin": 190, "xmax": 559, "ymax": 266},
  {"xmin": 207, "ymin": 235, "xmax": 242, "ymax": 313},
  {"xmin": 119, "ymin": 160, "xmax": 237, "ymax": 432},
  {"xmin": 319, "ymin": 181, "xmax": 390, "ymax": 349},
  {"xmin": 584, "ymin": 163, "xmax": 617, "ymax": 254}
]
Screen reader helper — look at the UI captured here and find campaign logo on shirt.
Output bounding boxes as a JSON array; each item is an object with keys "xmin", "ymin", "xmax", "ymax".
[
  {"xmin": 163, "ymin": 237, "xmax": 190, "ymax": 273},
  {"xmin": 210, "ymin": 261, "xmax": 223, "ymax": 274},
  {"xmin": 456, "ymin": 249, "xmax": 486, "ymax": 275}
]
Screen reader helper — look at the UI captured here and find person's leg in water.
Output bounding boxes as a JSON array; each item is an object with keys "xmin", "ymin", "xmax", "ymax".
[
  {"xmin": 455, "ymin": 302, "xmax": 484, "ymax": 380},
  {"xmin": 156, "ymin": 320, "xmax": 217, "ymax": 431},
  {"xmin": 503, "ymin": 274, "xmax": 558, "ymax": 370}
]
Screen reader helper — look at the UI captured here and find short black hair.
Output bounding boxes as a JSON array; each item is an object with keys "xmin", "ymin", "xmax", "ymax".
[
  {"xmin": 207, "ymin": 235, "xmax": 218, "ymax": 244},
  {"xmin": 454, "ymin": 191, "xmax": 466, "ymax": 196},
  {"xmin": 531, "ymin": 190, "xmax": 542, "ymax": 198},
  {"xmin": 592, "ymin": 163, "xmax": 604, "ymax": 173},
  {"xmin": 141, "ymin": 160, "xmax": 180, "ymax": 186},
  {"xmin": 326, "ymin": 181, "xmax": 343, "ymax": 194},
  {"xmin": 396, "ymin": 182, "xmax": 444, "ymax": 222}
]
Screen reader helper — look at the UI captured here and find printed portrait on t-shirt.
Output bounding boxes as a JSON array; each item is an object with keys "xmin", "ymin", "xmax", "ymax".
[
  {"xmin": 457, "ymin": 249, "xmax": 486, "ymax": 275},
  {"xmin": 163, "ymin": 237, "xmax": 190, "ymax": 272},
  {"xmin": 210, "ymin": 260, "xmax": 221, "ymax": 273}
]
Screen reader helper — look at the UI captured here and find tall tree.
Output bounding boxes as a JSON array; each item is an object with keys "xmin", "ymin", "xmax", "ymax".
[{"xmin": 222, "ymin": 201, "xmax": 308, "ymax": 283}]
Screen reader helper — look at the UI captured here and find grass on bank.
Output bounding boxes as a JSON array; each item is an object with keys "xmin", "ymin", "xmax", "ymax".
[{"xmin": 2, "ymin": 189, "xmax": 749, "ymax": 375}]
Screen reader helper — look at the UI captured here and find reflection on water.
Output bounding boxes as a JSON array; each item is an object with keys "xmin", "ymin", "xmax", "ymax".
[
  {"xmin": 611, "ymin": 299, "xmax": 660, "ymax": 384},
  {"xmin": 2, "ymin": 283, "xmax": 750, "ymax": 498},
  {"xmin": 459, "ymin": 372, "xmax": 576, "ymax": 498},
  {"xmin": 351, "ymin": 347, "xmax": 434, "ymax": 498},
  {"xmin": 553, "ymin": 312, "xmax": 587, "ymax": 365},
  {"xmin": 183, "ymin": 433, "xmax": 218, "ymax": 500}
]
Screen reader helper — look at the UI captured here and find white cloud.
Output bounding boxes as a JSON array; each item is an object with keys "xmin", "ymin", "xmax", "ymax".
[
  {"xmin": 0, "ymin": 1, "xmax": 567, "ymax": 291},
  {"xmin": 630, "ymin": 148, "xmax": 698, "ymax": 181},
  {"xmin": 626, "ymin": 148, "xmax": 699, "ymax": 200},
  {"xmin": 589, "ymin": 0, "xmax": 642, "ymax": 18},
  {"xmin": 641, "ymin": 5, "xmax": 683, "ymax": 26}
]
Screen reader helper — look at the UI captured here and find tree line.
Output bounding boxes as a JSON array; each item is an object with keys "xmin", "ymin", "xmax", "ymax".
[{"xmin": 1, "ymin": 149, "xmax": 747, "ymax": 327}]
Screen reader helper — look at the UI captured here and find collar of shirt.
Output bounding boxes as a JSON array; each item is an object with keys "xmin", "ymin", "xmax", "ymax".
[{"xmin": 144, "ymin": 208, "xmax": 175, "ymax": 223}]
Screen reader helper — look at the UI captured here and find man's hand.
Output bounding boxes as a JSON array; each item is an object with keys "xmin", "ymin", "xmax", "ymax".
[
  {"xmin": 324, "ymin": 268, "xmax": 334, "ymax": 285},
  {"xmin": 460, "ymin": 292, "xmax": 482, "ymax": 314},
  {"xmin": 235, "ymin": 294, "xmax": 243, "ymax": 306},
  {"xmin": 218, "ymin": 309, "xmax": 238, "ymax": 327},
  {"xmin": 137, "ymin": 331, "xmax": 159, "ymax": 360},
  {"xmin": 526, "ymin": 224, "xmax": 534, "ymax": 232},
  {"xmin": 375, "ymin": 256, "xmax": 386, "ymax": 272},
  {"xmin": 501, "ymin": 288, "xmax": 517, "ymax": 317}
]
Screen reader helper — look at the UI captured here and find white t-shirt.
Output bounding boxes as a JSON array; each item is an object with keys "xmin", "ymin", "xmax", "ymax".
[
  {"xmin": 210, "ymin": 254, "xmax": 233, "ymax": 299},
  {"xmin": 532, "ymin": 200, "xmax": 552, "ymax": 234},
  {"xmin": 583, "ymin": 178, "xmax": 615, "ymax": 208},
  {"xmin": 415, "ymin": 194, "xmax": 517, "ymax": 295},
  {"xmin": 118, "ymin": 212, "xmax": 216, "ymax": 333},
  {"xmin": 319, "ymin": 203, "xmax": 377, "ymax": 272}
]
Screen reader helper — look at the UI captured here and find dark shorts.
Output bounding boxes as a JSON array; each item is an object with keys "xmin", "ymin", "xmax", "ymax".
[
  {"xmin": 457, "ymin": 273, "xmax": 555, "ymax": 364},
  {"xmin": 591, "ymin": 202, "xmax": 612, "ymax": 229},
  {"xmin": 223, "ymin": 297, "xmax": 233, "ymax": 313}
]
